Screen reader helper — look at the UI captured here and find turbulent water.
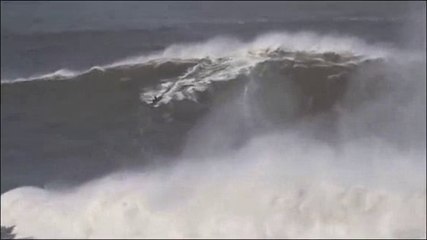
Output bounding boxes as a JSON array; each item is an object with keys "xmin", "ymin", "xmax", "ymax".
[{"xmin": 1, "ymin": 2, "xmax": 426, "ymax": 239}]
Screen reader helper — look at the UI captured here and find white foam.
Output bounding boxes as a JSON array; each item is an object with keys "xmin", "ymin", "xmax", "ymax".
[{"xmin": 1, "ymin": 134, "xmax": 425, "ymax": 239}]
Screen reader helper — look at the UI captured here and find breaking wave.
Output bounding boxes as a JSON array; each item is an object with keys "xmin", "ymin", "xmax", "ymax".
[{"xmin": 1, "ymin": 31, "xmax": 425, "ymax": 238}]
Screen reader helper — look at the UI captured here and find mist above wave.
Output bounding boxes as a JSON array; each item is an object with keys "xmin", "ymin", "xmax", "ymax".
[{"xmin": 2, "ymin": 31, "xmax": 402, "ymax": 83}]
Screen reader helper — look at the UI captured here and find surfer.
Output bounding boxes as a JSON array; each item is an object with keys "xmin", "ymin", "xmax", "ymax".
[{"xmin": 151, "ymin": 95, "xmax": 161, "ymax": 105}]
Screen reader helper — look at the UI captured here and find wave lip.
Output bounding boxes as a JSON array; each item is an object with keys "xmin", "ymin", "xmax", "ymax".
[{"xmin": 1, "ymin": 31, "xmax": 394, "ymax": 84}]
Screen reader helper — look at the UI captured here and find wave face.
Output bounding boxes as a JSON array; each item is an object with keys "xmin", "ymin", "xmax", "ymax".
[{"xmin": 1, "ymin": 31, "xmax": 426, "ymax": 238}]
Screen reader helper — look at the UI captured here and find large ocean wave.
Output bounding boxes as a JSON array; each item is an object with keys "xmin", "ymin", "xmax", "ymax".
[{"xmin": 1, "ymin": 31, "xmax": 425, "ymax": 238}]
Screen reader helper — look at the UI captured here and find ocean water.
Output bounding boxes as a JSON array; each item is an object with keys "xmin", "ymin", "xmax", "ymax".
[{"xmin": 1, "ymin": 1, "xmax": 426, "ymax": 238}]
